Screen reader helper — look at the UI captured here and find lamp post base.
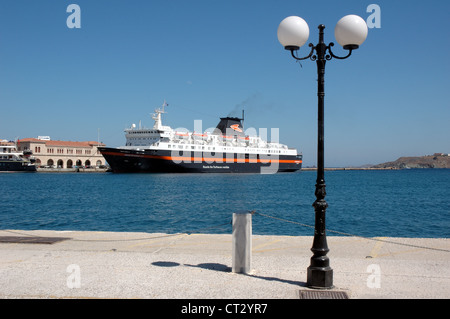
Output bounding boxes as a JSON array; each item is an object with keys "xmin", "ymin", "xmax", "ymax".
[{"xmin": 307, "ymin": 265, "xmax": 333, "ymax": 289}]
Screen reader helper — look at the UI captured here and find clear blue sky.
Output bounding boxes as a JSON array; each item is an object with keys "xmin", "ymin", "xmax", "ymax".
[{"xmin": 1, "ymin": 0, "xmax": 449, "ymax": 167}]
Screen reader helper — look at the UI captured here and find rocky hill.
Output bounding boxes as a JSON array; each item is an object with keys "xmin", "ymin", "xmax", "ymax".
[{"xmin": 372, "ymin": 154, "xmax": 450, "ymax": 169}]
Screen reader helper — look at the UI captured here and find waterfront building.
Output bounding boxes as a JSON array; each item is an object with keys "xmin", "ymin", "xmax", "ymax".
[{"xmin": 18, "ymin": 137, "xmax": 106, "ymax": 168}]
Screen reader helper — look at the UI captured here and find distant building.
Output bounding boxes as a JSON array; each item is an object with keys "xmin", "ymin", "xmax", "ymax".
[{"xmin": 18, "ymin": 137, "xmax": 106, "ymax": 168}]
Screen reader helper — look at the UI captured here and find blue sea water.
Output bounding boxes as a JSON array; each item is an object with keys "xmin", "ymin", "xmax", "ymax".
[{"xmin": 0, "ymin": 169, "xmax": 449, "ymax": 238}]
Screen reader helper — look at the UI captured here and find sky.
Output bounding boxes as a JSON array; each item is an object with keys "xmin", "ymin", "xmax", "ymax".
[{"xmin": 0, "ymin": 0, "xmax": 449, "ymax": 167}]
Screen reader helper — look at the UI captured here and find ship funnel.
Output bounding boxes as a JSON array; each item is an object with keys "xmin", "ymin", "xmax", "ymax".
[{"xmin": 215, "ymin": 117, "xmax": 245, "ymax": 137}]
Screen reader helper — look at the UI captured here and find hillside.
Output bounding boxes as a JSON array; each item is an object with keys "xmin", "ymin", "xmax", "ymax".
[{"xmin": 372, "ymin": 154, "xmax": 450, "ymax": 169}]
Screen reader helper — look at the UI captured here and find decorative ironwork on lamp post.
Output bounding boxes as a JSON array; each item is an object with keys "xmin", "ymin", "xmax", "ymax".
[{"xmin": 277, "ymin": 15, "xmax": 368, "ymax": 289}]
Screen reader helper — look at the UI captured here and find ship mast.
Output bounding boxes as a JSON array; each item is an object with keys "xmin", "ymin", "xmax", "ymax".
[{"xmin": 152, "ymin": 100, "xmax": 168, "ymax": 130}]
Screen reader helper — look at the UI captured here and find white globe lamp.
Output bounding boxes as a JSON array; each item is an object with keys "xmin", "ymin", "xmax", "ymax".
[
  {"xmin": 334, "ymin": 15, "xmax": 368, "ymax": 50},
  {"xmin": 277, "ymin": 16, "xmax": 310, "ymax": 50}
]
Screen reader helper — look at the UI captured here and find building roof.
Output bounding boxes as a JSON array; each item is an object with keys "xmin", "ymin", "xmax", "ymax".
[{"xmin": 18, "ymin": 138, "xmax": 105, "ymax": 147}]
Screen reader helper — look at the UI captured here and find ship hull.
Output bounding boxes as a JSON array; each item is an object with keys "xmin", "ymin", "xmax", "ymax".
[
  {"xmin": 0, "ymin": 161, "xmax": 36, "ymax": 172},
  {"xmin": 99, "ymin": 147, "xmax": 302, "ymax": 173}
]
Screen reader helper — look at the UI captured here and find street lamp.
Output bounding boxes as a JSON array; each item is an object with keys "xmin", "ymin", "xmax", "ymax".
[{"xmin": 277, "ymin": 15, "xmax": 368, "ymax": 289}]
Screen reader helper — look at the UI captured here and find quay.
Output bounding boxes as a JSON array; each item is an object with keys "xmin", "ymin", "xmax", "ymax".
[
  {"xmin": 0, "ymin": 229, "xmax": 448, "ymax": 299},
  {"xmin": 36, "ymin": 167, "xmax": 109, "ymax": 173}
]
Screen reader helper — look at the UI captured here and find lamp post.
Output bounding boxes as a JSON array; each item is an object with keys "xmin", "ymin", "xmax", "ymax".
[{"xmin": 277, "ymin": 15, "xmax": 368, "ymax": 289}]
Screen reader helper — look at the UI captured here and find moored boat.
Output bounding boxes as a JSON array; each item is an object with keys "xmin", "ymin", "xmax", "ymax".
[
  {"xmin": 0, "ymin": 140, "xmax": 36, "ymax": 172},
  {"xmin": 98, "ymin": 102, "xmax": 302, "ymax": 173}
]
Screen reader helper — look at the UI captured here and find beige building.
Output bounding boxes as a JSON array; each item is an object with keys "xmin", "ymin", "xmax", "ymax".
[{"xmin": 18, "ymin": 137, "xmax": 106, "ymax": 168}]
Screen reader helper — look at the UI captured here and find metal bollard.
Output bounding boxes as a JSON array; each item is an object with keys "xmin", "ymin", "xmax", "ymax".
[{"xmin": 232, "ymin": 210, "xmax": 252, "ymax": 274}]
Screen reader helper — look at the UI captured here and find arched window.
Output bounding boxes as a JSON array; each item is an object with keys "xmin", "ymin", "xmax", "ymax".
[
  {"xmin": 57, "ymin": 159, "xmax": 64, "ymax": 168},
  {"xmin": 67, "ymin": 159, "xmax": 73, "ymax": 168}
]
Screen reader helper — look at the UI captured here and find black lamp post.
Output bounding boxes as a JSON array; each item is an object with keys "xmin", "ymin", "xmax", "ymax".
[{"xmin": 277, "ymin": 15, "xmax": 368, "ymax": 289}]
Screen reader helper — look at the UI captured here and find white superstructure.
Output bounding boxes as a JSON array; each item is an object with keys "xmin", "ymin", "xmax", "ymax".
[{"xmin": 121, "ymin": 102, "xmax": 298, "ymax": 158}]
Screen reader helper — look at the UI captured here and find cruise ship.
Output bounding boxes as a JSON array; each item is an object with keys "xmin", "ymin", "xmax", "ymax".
[
  {"xmin": 98, "ymin": 102, "xmax": 302, "ymax": 173},
  {"xmin": 0, "ymin": 140, "xmax": 36, "ymax": 172}
]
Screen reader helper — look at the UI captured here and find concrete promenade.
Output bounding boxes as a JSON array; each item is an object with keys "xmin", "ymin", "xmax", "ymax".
[{"xmin": 0, "ymin": 229, "xmax": 448, "ymax": 299}]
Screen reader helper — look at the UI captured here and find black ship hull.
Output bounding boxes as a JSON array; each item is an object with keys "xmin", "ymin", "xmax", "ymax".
[
  {"xmin": 99, "ymin": 147, "xmax": 302, "ymax": 173},
  {"xmin": 0, "ymin": 161, "xmax": 36, "ymax": 172}
]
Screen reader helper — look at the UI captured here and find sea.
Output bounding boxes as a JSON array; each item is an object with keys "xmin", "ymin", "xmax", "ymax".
[{"xmin": 1, "ymin": 169, "xmax": 449, "ymax": 238}]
